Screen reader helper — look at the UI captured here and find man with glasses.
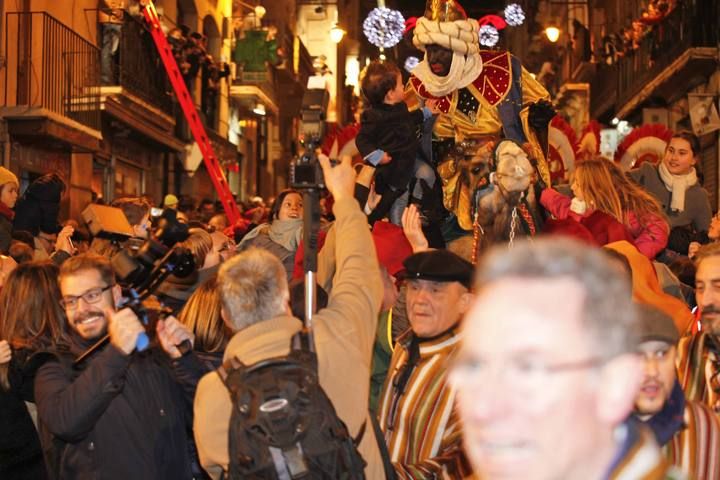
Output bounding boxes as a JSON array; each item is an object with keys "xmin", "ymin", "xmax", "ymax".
[
  {"xmin": 34, "ymin": 253, "xmax": 198, "ymax": 479},
  {"xmin": 376, "ymin": 249, "xmax": 475, "ymax": 478},
  {"xmin": 454, "ymin": 238, "xmax": 681, "ymax": 479}
]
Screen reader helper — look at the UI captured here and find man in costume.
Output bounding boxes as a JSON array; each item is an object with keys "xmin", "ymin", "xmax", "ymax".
[
  {"xmin": 631, "ymin": 305, "xmax": 720, "ymax": 479},
  {"xmin": 406, "ymin": 0, "xmax": 554, "ymax": 232}
]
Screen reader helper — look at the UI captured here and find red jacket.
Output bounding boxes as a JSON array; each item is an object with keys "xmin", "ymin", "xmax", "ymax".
[{"xmin": 540, "ymin": 188, "xmax": 669, "ymax": 259}]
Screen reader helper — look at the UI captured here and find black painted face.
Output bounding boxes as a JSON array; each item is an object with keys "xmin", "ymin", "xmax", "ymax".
[{"xmin": 425, "ymin": 44, "xmax": 453, "ymax": 77}]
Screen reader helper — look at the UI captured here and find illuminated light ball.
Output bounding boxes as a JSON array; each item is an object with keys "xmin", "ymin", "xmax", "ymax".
[
  {"xmin": 404, "ymin": 56, "xmax": 420, "ymax": 72},
  {"xmin": 504, "ymin": 3, "xmax": 525, "ymax": 27},
  {"xmin": 479, "ymin": 25, "xmax": 499, "ymax": 47},
  {"xmin": 363, "ymin": 7, "xmax": 405, "ymax": 49}
]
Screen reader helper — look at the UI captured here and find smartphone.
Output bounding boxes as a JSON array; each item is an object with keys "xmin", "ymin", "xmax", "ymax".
[{"xmin": 151, "ymin": 207, "xmax": 164, "ymax": 217}]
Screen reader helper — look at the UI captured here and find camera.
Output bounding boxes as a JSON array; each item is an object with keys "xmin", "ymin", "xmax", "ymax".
[
  {"xmin": 290, "ymin": 136, "xmax": 327, "ymax": 190},
  {"xmin": 290, "ymin": 78, "xmax": 331, "ymax": 191}
]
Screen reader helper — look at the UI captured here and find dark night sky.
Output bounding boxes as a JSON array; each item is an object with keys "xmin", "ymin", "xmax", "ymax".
[{"xmin": 360, "ymin": 1, "xmax": 513, "ymax": 66}]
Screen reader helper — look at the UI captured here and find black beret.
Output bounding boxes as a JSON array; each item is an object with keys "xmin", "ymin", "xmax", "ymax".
[{"xmin": 402, "ymin": 249, "xmax": 474, "ymax": 289}]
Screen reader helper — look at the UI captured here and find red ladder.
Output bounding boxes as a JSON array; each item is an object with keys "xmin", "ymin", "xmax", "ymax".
[{"xmin": 141, "ymin": 2, "xmax": 241, "ymax": 225}]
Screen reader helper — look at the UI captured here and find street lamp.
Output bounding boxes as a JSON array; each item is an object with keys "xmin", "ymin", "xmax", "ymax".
[
  {"xmin": 236, "ymin": 1, "xmax": 266, "ymax": 20},
  {"xmin": 330, "ymin": 24, "xmax": 346, "ymax": 43},
  {"xmin": 253, "ymin": 102, "xmax": 266, "ymax": 116},
  {"xmin": 545, "ymin": 25, "xmax": 560, "ymax": 42}
]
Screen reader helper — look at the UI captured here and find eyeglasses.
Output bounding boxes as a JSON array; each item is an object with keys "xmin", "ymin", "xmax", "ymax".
[
  {"xmin": 449, "ymin": 355, "xmax": 607, "ymax": 394},
  {"xmin": 60, "ymin": 285, "xmax": 113, "ymax": 310}
]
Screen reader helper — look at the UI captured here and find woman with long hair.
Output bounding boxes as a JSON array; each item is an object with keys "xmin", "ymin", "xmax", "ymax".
[
  {"xmin": 238, "ymin": 189, "xmax": 303, "ymax": 280},
  {"xmin": 541, "ymin": 156, "xmax": 669, "ymax": 259},
  {"xmin": 630, "ymin": 131, "xmax": 712, "ymax": 255},
  {"xmin": 177, "ymin": 275, "xmax": 231, "ymax": 370},
  {"xmin": 0, "ymin": 261, "xmax": 68, "ymax": 479}
]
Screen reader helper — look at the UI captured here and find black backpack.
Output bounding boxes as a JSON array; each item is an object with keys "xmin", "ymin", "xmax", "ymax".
[{"xmin": 217, "ymin": 336, "xmax": 368, "ymax": 479}]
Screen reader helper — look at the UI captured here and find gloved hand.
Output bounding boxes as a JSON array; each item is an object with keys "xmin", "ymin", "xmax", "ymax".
[{"xmin": 528, "ymin": 100, "xmax": 556, "ymax": 131}]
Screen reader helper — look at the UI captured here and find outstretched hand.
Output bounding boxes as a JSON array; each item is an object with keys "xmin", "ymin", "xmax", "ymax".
[
  {"xmin": 55, "ymin": 225, "xmax": 76, "ymax": 256},
  {"xmin": 318, "ymin": 154, "xmax": 355, "ymax": 202},
  {"xmin": 402, "ymin": 204, "xmax": 429, "ymax": 253},
  {"xmin": 425, "ymin": 99, "xmax": 441, "ymax": 115}
]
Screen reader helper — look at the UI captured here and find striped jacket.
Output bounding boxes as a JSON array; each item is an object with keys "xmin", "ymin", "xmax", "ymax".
[
  {"xmin": 608, "ymin": 426, "xmax": 686, "ymax": 480},
  {"xmin": 677, "ymin": 332, "xmax": 720, "ymax": 412},
  {"xmin": 377, "ymin": 329, "xmax": 471, "ymax": 479},
  {"xmin": 664, "ymin": 400, "xmax": 720, "ymax": 479}
]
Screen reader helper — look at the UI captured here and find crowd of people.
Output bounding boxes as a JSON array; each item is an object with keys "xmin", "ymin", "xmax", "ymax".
[
  {"xmin": 44, "ymin": 0, "xmax": 719, "ymax": 477},
  {"xmin": 0, "ymin": 124, "xmax": 718, "ymax": 479}
]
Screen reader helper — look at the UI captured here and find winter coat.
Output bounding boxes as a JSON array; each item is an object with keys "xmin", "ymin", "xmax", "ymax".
[
  {"xmin": 630, "ymin": 163, "xmax": 712, "ymax": 232},
  {"xmin": 34, "ymin": 339, "xmax": 194, "ymax": 480},
  {"xmin": 0, "ymin": 349, "xmax": 47, "ymax": 479},
  {"xmin": 13, "ymin": 176, "xmax": 64, "ymax": 236},
  {"xmin": 541, "ymin": 188, "xmax": 669, "ymax": 259},
  {"xmin": 0, "ymin": 206, "xmax": 13, "ymax": 254},
  {"xmin": 193, "ymin": 196, "xmax": 386, "ymax": 480},
  {"xmin": 356, "ymin": 103, "xmax": 427, "ymax": 192}
]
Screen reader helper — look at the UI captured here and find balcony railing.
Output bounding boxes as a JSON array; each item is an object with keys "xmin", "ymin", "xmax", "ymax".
[
  {"xmin": 616, "ymin": 4, "xmax": 718, "ymax": 110},
  {"xmin": 4, "ymin": 12, "xmax": 101, "ymax": 131},
  {"xmin": 117, "ymin": 16, "xmax": 174, "ymax": 115},
  {"xmin": 233, "ymin": 64, "xmax": 278, "ymax": 101}
]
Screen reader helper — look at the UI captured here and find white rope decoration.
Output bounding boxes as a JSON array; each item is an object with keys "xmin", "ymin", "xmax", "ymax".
[{"xmin": 412, "ymin": 17, "xmax": 480, "ymax": 55}]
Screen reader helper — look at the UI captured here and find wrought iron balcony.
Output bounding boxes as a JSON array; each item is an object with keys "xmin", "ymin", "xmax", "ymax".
[
  {"xmin": 116, "ymin": 15, "xmax": 174, "ymax": 115},
  {"xmin": 3, "ymin": 11, "xmax": 101, "ymax": 132}
]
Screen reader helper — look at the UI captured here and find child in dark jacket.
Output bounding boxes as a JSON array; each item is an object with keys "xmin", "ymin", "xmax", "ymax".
[{"xmin": 356, "ymin": 61, "xmax": 439, "ymax": 225}]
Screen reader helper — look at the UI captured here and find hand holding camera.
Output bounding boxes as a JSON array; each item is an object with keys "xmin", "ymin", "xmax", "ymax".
[
  {"xmin": 107, "ymin": 307, "xmax": 147, "ymax": 356},
  {"xmin": 156, "ymin": 316, "xmax": 194, "ymax": 359}
]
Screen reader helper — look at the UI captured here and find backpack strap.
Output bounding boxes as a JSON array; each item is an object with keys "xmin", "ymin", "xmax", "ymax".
[
  {"xmin": 216, "ymin": 356, "xmax": 244, "ymax": 386},
  {"xmin": 369, "ymin": 411, "xmax": 396, "ymax": 480}
]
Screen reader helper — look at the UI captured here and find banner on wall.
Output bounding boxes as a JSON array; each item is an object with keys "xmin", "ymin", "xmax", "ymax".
[{"xmin": 688, "ymin": 93, "xmax": 720, "ymax": 136}]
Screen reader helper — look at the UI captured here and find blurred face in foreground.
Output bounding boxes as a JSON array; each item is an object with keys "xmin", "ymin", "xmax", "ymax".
[{"xmin": 453, "ymin": 277, "xmax": 640, "ymax": 480}]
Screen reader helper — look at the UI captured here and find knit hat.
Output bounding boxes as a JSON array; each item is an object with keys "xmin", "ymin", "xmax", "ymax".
[
  {"xmin": 0, "ymin": 167, "xmax": 18, "ymax": 188},
  {"xmin": 636, "ymin": 303, "xmax": 680, "ymax": 345},
  {"xmin": 403, "ymin": 249, "xmax": 474, "ymax": 289},
  {"xmin": 164, "ymin": 194, "xmax": 179, "ymax": 208},
  {"xmin": 372, "ymin": 221, "xmax": 413, "ymax": 278}
]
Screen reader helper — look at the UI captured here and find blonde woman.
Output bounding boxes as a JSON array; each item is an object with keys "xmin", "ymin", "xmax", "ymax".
[
  {"xmin": 541, "ymin": 156, "xmax": 669, "ymax": 258},
  {"xmin": 177, "ymin": 275, "xmax": 231, "ymax": 369}
]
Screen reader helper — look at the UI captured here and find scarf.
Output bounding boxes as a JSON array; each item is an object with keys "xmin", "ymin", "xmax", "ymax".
[
  {"xmin": 657, "ymin": 162, "xmax": 697, "ymax": 212},
  {"xmin": 634, "ymin": 381, "xmax": 686, "ymax": 446},
  {"xmin": 240, "ymin": 218, "xmax": 303, "ymax": 253},
  {"xmin": 413, "ymin": 52, "xmax": 483, "ymax": 98},
  {"xmin": 0, "ymin": 202, "xmax": 14, "ymax": 221}
]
